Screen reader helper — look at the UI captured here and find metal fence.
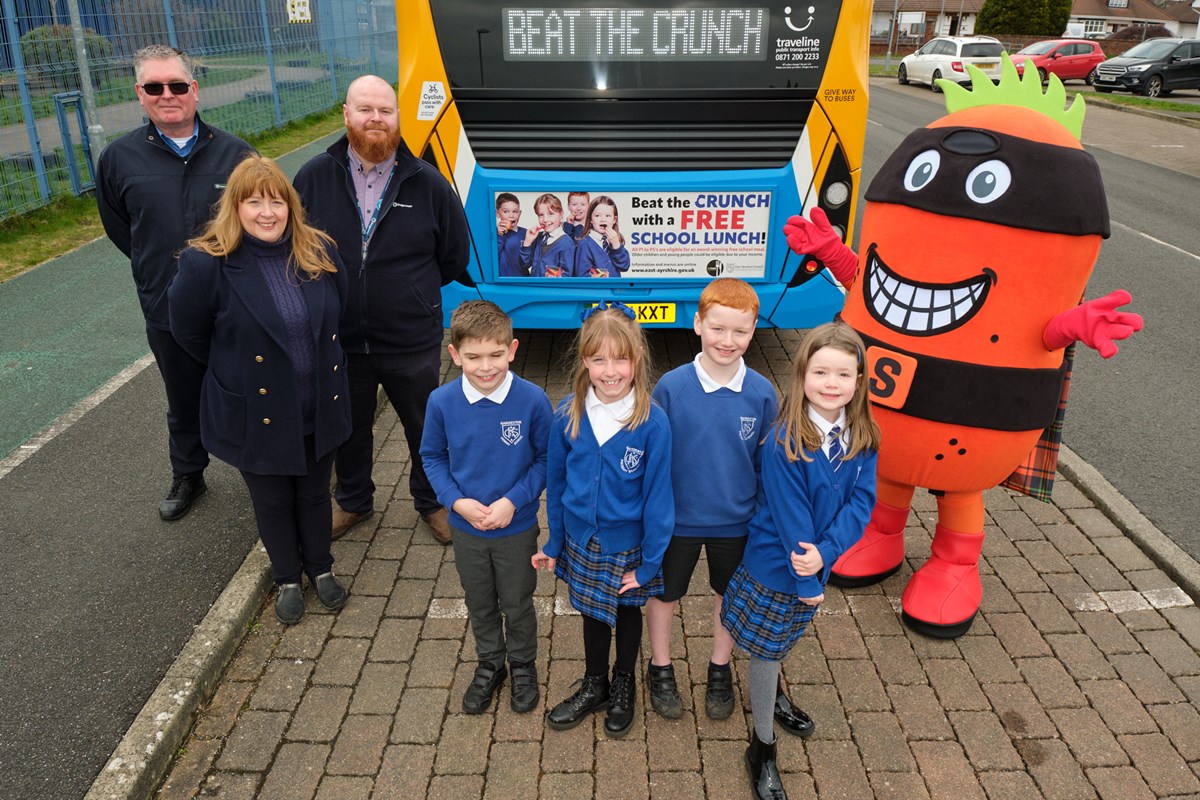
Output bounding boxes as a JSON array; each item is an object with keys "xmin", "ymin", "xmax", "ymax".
[{"xmin": 0, "ymin": 0, "xmax": 398, "ymax": 220}]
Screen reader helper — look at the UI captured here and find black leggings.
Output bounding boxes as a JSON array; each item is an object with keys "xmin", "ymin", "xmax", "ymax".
[{"xmin": 582, "ymin": 606, "xmax": 642, "ymax": 677}]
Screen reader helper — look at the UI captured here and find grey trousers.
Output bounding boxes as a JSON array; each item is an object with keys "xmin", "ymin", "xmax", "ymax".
[{"xmin": 451, "ymin": 524, "xmax": 539, "ymax": 665}]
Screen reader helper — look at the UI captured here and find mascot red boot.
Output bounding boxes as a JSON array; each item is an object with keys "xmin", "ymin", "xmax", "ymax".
[{"xmin": 784, "ymin": 58, "xmax": 1142, "ymax": 638}]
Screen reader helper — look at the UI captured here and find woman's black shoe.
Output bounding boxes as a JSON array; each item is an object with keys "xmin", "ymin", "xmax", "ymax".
[
  {"xmin": 745, "ymin": 733, "xmax": 788, "ymax": 800},
  {"xmin": 509, "ymin": 661, "xmax": 540, "ymax": 713},
  {"xmin": 313, "ymin": 572, "xmax": 348, "ymax": 610},
  {"xmin": 604, "ymin": 669, "xmax": 636, "ymax": 737},
  {"xmin": 546, "ymin": 674, "xmax": 609, "ymax": 730},
  {"xmin": 274, "ymin": 583, "xmax": 303, "ymax": 626},
  {"xmin": 462, "ymin": 662, "xmax": 507, "ymax": 714},
  {"xmin": 773, "ymin": 678, "xmax": 815, "ymax": 737}
]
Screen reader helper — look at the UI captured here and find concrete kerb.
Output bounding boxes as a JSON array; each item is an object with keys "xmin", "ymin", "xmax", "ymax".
[
  {"xmin": 1059, "ymin": 443, "xmax": 1200, "ymax": 602},
  {"xmin": 1082, "ymin": 95, "xmax": 1200, "ymax": 130},
  {"xmin": 84, "ymin": 544, "xmax": 272, "ymax": 800}
]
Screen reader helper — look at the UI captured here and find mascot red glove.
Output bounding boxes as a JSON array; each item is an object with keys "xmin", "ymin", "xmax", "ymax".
[{"xmin": 784, "ymin": 60, "xmax": 1141, "ymax": 638}]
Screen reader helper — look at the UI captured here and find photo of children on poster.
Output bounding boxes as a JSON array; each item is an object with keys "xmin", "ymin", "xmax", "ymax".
[{"xmin": 493, "ymin": 190, "xmax": 772, "ymax": 279}]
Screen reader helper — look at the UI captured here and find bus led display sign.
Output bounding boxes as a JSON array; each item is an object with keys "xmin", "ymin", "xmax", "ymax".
[{"xmin": 503, "ymin": 7, "xmax": 769, "ymax": 60}]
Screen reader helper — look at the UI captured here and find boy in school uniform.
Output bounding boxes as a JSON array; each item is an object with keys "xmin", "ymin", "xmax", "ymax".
[
  {"xmin": 420, "ymin": 301, "xmax": 553, "ymax": 713},
  {"xmin": 562, "ymin": 191, "xmax": 590, "ymax": 240},
  {"xmin": 645, "ymin": 278, "xmax": 791, "ymax": 722}
]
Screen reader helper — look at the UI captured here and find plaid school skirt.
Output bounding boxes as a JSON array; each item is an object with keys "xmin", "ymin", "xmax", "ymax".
[
  {"xmin": 721, "ymin": 563, "xmax": 820, "ymax": 661},
  {"xmin": 555, "ymin": 534, "xmax": 664, "ymax": 626}
]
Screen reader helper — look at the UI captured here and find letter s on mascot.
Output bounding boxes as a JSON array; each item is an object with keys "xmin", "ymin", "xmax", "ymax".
[{"xmin": 784, "ymin": 58, "xmax": 1142, "ymax": 638}]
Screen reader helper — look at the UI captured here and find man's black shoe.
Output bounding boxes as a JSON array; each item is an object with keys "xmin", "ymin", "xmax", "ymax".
[
  {"xmin": 160, "ymin": 474, "xmax": 206, "ymax": 521},
  {"xmin": 773, "ymin": 678, "xmax": 815, "ymax": 738},
  {"xmin": 604, "ymin": 669, "xmax": 636, "ymax": 738},
  {"xmin": 509, "ymin": 661, "xmax": 540, "ymax": 713},
  {"xmin": 462, "ymin": 662, "xmax": 507, "ymax": 714},
  {"xmin": 546, "ymin": 674, "xmax": 609, "ymax": 730},
  {"xmin": 274, "ymin": 583, "xmax": 304, "ymax": 626},
  {"xmin": 706, "ymin": 662, "xmax": 735, "ymax": 720},
  {"xmin": 647, "ymin": 663, "xmax": 684, "ymax": 719}
]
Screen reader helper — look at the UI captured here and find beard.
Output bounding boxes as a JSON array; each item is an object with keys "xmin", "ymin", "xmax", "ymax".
[{"xmin": 346, "ymin": 123, "xmax": 403, "ymax": 165}]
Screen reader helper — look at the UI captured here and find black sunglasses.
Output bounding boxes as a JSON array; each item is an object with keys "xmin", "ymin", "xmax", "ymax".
[{"xmin": 140, "ymin": 81, "xmax": 191, "ymax": 96}]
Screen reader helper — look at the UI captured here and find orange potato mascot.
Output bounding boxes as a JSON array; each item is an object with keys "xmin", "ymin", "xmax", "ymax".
[{"xmin": 784, "ymin": 59, "xmax": 1142, "ymax": 637}]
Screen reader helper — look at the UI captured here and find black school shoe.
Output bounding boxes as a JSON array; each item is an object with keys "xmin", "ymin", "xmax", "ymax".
[
  {"xmin": 462, "ymin": 662, "xmax": 507, "ymax": 714},
  {"xmin": 706, "ymin": 662, "xmax": 735, "ymax": 720},
  {"xmin": 774, "ymin": 678, "xmax": 815, "ymax": 738},
  {"xmin": 160, "ymin": 474, "xmax": 206, "ymax": 521},
  {"xmin": 604, "ymin": 669, "xmax": 637, "ymax": 738},
  {"xmin": 647, "ymin": 663, "xmax": 684, "ymax": 719},
  {"xmin": 509, "ymin": 661, "xmax": 540, "ymax": 713},
  {"xmin": 546, "ymin": 674, "xmax": 609, "ymax": 730}
]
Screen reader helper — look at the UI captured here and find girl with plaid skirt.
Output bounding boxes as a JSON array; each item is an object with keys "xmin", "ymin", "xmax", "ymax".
[
  {"xmin": 532, "ymin": 302, "xmax": 674, "ymax": 738},
  {"xmin": 721, "ymin": 322, "xmax": 880, "ymax": 800}
]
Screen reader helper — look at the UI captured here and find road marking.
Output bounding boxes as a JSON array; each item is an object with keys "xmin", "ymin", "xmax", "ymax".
[
  {"xmin": 0, "ymin": 353, "xmax": 155, "ymax": 481},
  {"xmin": 1113, "ymin": 219, "xmax": 1200, "ymax": 264}
]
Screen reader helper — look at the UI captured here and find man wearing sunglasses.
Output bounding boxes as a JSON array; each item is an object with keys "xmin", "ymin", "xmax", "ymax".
[{"xmin": 96, "ymin": 45, "xmax": 253, "ymax": 522}]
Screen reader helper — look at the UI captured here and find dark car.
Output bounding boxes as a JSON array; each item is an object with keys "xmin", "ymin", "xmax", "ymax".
[
  {"xmin": 1010, "ymin": 39, "xmax": 1106, "ymax": 85},
  {"xmin": 1094, "ymin": 37, "xmax": 1200, "ymax": 96}
]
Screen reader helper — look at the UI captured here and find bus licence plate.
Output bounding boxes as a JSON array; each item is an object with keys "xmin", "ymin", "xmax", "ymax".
[{"xmin": 599, "ymin": 302, "xmax": 675, "ymax": 323}]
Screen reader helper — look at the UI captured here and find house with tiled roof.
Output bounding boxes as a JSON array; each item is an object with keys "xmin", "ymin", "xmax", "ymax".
[
  {"xmin": 871, "ymin": 0, "xmax": 986, "ymax": 49},
  {"xmin": 1158, "ymin": 0, "xmax": 1200, "ymax": 36},
  {"xmin": 1067, "ymin": 0, "xmax": 1176, "ymax": 37}
]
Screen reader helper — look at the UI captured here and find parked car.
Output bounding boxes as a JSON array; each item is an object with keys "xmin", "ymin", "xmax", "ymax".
[
  {"xmin": 898, "ymin": 36, "xmax": 1005, "ymax": 92},
  {"xmin": 1093, "ymin": 37, "xmax": 1200, "ymax": 97},
  {"xmin": 1010, "ymin": 39, "xmax": 1106, "ymax": 84}
]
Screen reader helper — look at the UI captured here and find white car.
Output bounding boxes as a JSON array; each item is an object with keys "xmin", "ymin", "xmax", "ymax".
[{"xmin": 898, "ymin": 36, "xmax": 1005, "ymax": 92}]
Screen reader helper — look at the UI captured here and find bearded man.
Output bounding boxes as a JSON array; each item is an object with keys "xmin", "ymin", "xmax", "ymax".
[{"xmin": 294, "ymin": 75, "xmax": 469, "ymax": 544}]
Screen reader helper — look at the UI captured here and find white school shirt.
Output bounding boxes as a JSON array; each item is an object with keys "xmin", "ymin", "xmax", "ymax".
[
  {"xmin": 807, "ymin": 406, "xmax": 849, "ymax": 460},
  {"xmin": 459, "ymin": 370, "xmax": 514, "ymax": 405},
  {"xmin": 693, "ymin": 353, "xmax": 746, "ymax": 393},
  {"xmin": 585, "ymin": 386, "xmax": 635, "ymax": 446}
]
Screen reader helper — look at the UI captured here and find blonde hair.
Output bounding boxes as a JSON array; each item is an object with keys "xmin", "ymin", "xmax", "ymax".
[
  {"xmin": 776, "ymin": 321, "xmax": 880, "ymax": 462},
  {"xmin": 533, "ymin": 193, "xmax": 563, "ymax": 215},
  {"xmin": 188, "ymin": 154, "xmax": 337, "ymax": 280},
  {"xmin": 564, "ymin": 306, "xmax": 653, "ymax": 439}
]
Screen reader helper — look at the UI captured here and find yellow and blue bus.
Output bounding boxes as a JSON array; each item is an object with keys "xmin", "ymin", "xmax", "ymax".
[{"xmin": 397, "ymin": 0, "xmax": 870, "ymax": 328}]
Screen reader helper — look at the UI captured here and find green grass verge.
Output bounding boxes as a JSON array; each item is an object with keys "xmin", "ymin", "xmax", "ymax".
[{"xmin": 0, "ymin": 104, "xmax": 345, "ymax": 283}]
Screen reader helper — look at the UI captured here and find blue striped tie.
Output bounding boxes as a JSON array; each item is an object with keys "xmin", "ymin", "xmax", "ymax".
[{"xmin": 827, "ymin": 425, "xmax": 843, "ymax": 471}]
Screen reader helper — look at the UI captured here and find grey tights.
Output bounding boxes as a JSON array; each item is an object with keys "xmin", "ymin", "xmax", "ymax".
[{"xmin": 748, "ymin": 655, "xmax": 780, "ymax": 743}]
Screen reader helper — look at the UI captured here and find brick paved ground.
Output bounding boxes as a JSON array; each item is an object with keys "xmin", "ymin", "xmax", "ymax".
[{"xmin": 155, "ymin": 329, "xmax": 1200, "ymax": 800}]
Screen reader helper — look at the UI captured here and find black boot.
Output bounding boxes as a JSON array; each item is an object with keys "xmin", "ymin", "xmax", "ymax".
[
  {"xmin": 605, "ymin": 668, "xmax": 636, "ymax": 737},
  {"xmin": 745, "ymin": 733, "xmax": 788, "ymax": 800},
  {"xmin": 546, "ymin": 674, "xmax": 609, "ymax": 730},
  {"xmin": 773, "ymin": 677, "xmax": 815, "ymax": 737}
]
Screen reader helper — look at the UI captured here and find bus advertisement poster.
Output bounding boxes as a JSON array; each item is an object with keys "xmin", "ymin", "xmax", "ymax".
[{"xmin": 493, "ymin": 190, "xmax": 772, "ymax": 280}]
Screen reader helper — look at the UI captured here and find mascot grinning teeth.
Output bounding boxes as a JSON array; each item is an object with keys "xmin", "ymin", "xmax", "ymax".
[{"xmin": 783, "ymin": 56, "xmax": 1142, "ymax": 638}]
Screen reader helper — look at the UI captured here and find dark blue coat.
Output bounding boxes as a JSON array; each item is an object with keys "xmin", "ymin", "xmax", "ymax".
[{"xmin": 169, "ymin": 245, "xmax": 352, "ymax": 475}]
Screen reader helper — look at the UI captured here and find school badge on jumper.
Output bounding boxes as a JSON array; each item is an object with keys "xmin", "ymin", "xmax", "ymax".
[
  {"xmin": 620, "ymin": 446, "xmax": 644, "ymax": 474},
  {"xmin": 500, "ymin": 420, "xmax": 523, "ymax": 446},
  {"xmin": 739, "ymin": 416, "xmax": 758, "ymax": 441}
]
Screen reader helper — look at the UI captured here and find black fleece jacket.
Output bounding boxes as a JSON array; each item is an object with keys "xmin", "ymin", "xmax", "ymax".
[
  {"xmin": 95, "ymin": 116, "xmax": 252, "ymax": 330},
  {"xmin": 293, "ymin": 135, "xmax": 470, "ymax": 355}
]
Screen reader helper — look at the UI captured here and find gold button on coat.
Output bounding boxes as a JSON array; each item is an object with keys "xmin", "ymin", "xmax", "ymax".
[
  {"xmin": 262, "ymin": 418, "xmax": 271, "ymax": 425},
  {"xmin": 255, "ymin": 355, "xmax": 264, "ymax": 363},
  {"xmin": 259, "ymin": 388, "xmax": 267, "ymax": 395}
]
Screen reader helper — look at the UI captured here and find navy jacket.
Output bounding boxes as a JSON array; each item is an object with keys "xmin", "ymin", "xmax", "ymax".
[
  {"xmin": 292, "ymin": 136, "xmax": 470, "ymax": 354},
  {"xmin": 95, "ymin": 117, "xmax": 253, "ymax": 329},
  {"xmin": 168, "ymin": 246, "xmax": 352, "ymax": 475}
]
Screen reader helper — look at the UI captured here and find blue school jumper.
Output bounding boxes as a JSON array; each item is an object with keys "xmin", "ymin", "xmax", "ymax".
[
  {"xmin": 573, "ymin": 232, "xmax": 631, "ymax": 278},
  {"xmin": 544, "ymin": 397, "xmax": 675, "ymax": 588},
  {"xmin": 520, "ymin": 231, "xmax": 576, "ymax": 277},
  {"xmin": 652, "ymin": 362, "xmax": 778, "ymax": 538},
  {"xmin": 563, "ymin": 220, "xmax": 585, "ymax": 241},
  {"xmin": 741, "ymin": 428, "xmax": 877, "ymax": 598},
  {"xmin": 497, "ymin": 227, "xmax": 528, "ymax": 277},
  {"xmin": 420, "ymin": 374, "xmax": 553, "ymax": 537}
]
